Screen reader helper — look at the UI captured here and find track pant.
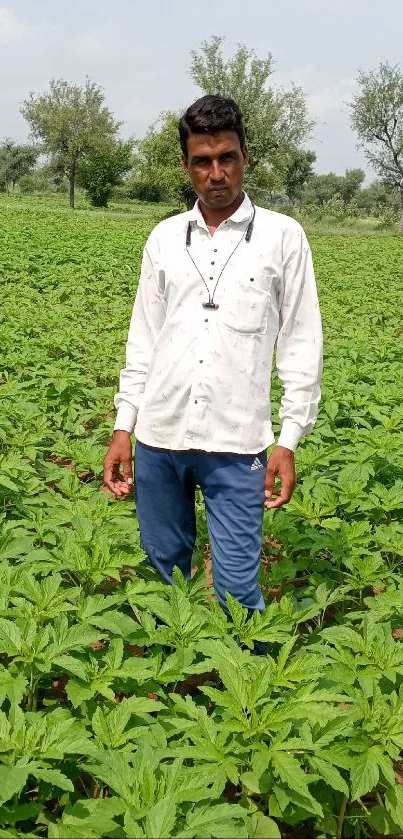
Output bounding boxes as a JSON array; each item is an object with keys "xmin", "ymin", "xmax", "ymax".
[{"xmin": 134, "ymin": 440, "xmax": 267, "ymax": 613}]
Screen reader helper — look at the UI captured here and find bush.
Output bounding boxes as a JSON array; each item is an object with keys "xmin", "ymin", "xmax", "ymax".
[
  {"xmin": 19, "ymin": 169, "xmax": 68, "ymax": 194},
  {"xmin": 77, "ymin": 140, "xmax": 134, "ymax": 208},
  {"xmin": 127, "ymin": 180, "xmax": 166, "ymax": 203},
  {"xmin": 377, "ymin": 207, "xmax": 399, "ymax": 229}
]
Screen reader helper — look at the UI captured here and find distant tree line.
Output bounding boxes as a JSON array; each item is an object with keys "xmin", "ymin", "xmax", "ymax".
[{"xmin": 1, "ymin": 39, "xmax": 402, "ymax": 229}]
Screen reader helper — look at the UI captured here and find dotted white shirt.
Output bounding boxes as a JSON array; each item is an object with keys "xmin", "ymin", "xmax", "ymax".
[{"xmin": 114, "ymin": 193, "xmax": 323, "ymax": 453}]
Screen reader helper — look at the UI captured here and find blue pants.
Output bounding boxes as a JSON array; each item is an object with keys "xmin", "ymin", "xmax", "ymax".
[{"xmin": 134, "ymin": 440, "xmax": 267, "ymax": 612}]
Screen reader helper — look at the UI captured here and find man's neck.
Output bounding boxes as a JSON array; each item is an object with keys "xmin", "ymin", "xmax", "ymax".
[{"xmin": 198, "ymin": 191, "xmax": 245, "ymax": 233}]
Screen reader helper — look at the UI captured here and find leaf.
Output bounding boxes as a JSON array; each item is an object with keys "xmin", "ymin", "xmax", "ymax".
[
  {"xmin": 385, "ymin": 786, "xmax": 403, "ymax": 830},
  {"xmin": 308, "ymin": 756, "xmax": 349, "ymax": 795},
  {"xmin": 177, "ymin": 802, "xmax": 248, "ymax": 838},
  {"xmin": 368, "ymin": 804, "xmax": 402, "ymax": 836},
  {"xmin": 144, "ymin": 796, "xmax": 177, "ymax": 839},
  {"xmin": 271, "ymin": 751, "xmax": 310, "ymax": 797},
  {"xmin": 0, "ymin": 766, "xmax": 29, "ymax": 805},
  {"xmin": 0, "ymin": 476, "xmax": 20, "ymax": 493},
  {"xmin": 0, "ymin": 802, "xmax": 42, "ymax": 826},
  {"xmin": 53, "ymin": 655, "xmax": 88, "ymax": 680},
  {"xmin": 32, "ymin": 767, "xmax": 73, "ymax": 791},
  {"xmin": 124, "ymin": 810, "xmax": 144, "ymax": 838},
  {"xmin": 250, "ymin": 813, "xmax": 281, "ymax": 839},
  {"xmin": 49, "ymin": 796, "xmax": 124, "ymax": 839},
  {"xmin": 0, "ymin": 667, "xmax": 28, "ymax": 706},
  {"xmin": 88, "ymin": 611, "xmax": 138, "ymax": 637},
  {"xmin": 125, "ymin": 695, "xmax": 165, "ymax": 715},
  {"xmin": 66, "ymin": 679, "xmax": 95, "ymax": 708},
  {"xmin": 0, "ymin": 620, "xmax": 22, "ymax": 655},
  {"xmin": 350, "ymin": 748, "xmax": 380, "ymax": 800}
]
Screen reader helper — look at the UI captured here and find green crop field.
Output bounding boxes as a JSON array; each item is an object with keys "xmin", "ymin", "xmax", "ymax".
[{"xmin": 1, "ymin": 195, "xmax": 403, "ymax": 838}]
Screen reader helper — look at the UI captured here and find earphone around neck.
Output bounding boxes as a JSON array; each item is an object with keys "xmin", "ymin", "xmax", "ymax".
[{"xmin": 185, "ymin": 204, "xmax": 257, "ymax": 310}]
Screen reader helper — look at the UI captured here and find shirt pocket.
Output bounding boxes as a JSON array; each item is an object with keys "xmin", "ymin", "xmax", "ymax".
[{"xmin": 220, "ymin": 279, "xmax": 271, "ymax": 335}]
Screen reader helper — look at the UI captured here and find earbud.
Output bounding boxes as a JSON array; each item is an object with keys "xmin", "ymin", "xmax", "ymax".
[
  {"xmin": 186, "ymin": 222, "xmax": 192, "ymax": 247},
  {"xmin": 245, "ymin": 220, "xmax": 253, "ymax": 242}
]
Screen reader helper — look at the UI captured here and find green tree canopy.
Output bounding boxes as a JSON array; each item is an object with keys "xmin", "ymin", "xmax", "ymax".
[
  {"xmin": 0, "ymin": 139, "xmax": 38, "ymax": 193},
  {"xmin": 356, "ymin": 180, "xmax": 400, "ymax": 214},
  {"xmin": 301, "ymin": 169, "xmax": 365, "ymax": 207},
  {"xmin": 283, "ymin": 149, "xmax": 316, "ymax": 202},
  {"xmin": 190, "ymin": 36, "xmax": 314, "ymax": 197},
  {"xmin": 77, "ymin": 138, "xmax": 134, "ymax": 208},
  {"xmin": 349, "ymin": 61, "xmax": 403, "ymax": 231},
  {"xmin": 21, "ymin": 78, "xmax": 120, "ymax": 208},
  {"xmin": 133, "ymin": 112, "xmax": 195, "ymax": 208}
]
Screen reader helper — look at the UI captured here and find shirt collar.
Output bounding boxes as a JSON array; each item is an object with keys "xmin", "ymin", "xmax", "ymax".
[{"xmin": 188, "ymin": 192, "xmax": 253, "ymax": 228}]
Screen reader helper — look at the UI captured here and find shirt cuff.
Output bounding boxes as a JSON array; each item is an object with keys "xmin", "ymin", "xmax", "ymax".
[
  {"xmin": 113, "ymin": 405, "xmax": 137, "ymax": 434},
  {"xmin": 277, "ymin": 420, "xmax": 304, "ymax": 452}
]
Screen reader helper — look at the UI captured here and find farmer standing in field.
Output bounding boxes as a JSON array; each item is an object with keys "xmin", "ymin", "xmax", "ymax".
[{"xmin": 103, "ymin": 95, "xmax": 323, "ymax": 637}]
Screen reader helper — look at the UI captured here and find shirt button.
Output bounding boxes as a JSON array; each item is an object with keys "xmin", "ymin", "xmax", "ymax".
[
  {"xmin": 204, "ymin": 319, "xmax": 208, "ymax": 322},
  {"xmin": 194, "ymin": 399, "xmax": 198, "ymax": 404},
  {"xmin": 214, "ymin": 248, "xmax": 218, "ymax": 253},
  {"xmin": 211, "ymin": 261, "xmax": 215, "ymax": 265},
  {"xmin": 199, "ymin": 359, "xmax": 203, "ymax": 363},
  {"xmin": 209, "ymin": 276, "xmax": 213, "ymax": 280}
]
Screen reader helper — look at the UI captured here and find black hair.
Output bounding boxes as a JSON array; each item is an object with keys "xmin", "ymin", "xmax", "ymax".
[{"xmin": 178, "ymin": 95, "xmax": 245, "ymax": 158}]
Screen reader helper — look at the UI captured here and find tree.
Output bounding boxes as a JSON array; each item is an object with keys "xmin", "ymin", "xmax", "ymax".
[
  {"xmin": 301, "ymin": 172, "xmax": 344, "ymax": 207},
  {"xmin": 338, "ymin": 168, "xmax": 365, "ymax": 205},
  {"xmin": 190, "ymin": 36, "xmax": 313, "ymax": 191},
  {"xmin": 21, "ymin": 78, "xmax": 120, "ymax": 209},
  {"xmin": 349, "ymin": 62, "xmax": 403, "ymax": 231},
  {"xmin": 77, "ymin": 138, "xmax": 134, "ymax": 207},
  {"xmin": 301, "ymin": 169, "xmax": 365, "ymax": 207},
  {"xmin": 356, "ymin": 180, "xmax": 400, "ymax": 215},
  {"xmin": 133, "ymin": 112, "xmax": 196, "ymax": 209},
  {"xmin": 0, "ymin": 139, "xmax": 38, "ymax": 193},
  {"xmin": 283, "ymin": 149, "xmax": 316, "ymax": 202}
]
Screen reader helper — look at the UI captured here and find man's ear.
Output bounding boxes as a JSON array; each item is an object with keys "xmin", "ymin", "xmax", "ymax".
[{"xmin": 181, "ymin": 155, "xmax": 189, "ymax": 173}]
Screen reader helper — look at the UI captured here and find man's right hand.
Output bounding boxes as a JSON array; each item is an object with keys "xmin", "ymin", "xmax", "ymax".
[{"xmin": 103, "ymin": 430, "xmax": 133, "ymax": 497}]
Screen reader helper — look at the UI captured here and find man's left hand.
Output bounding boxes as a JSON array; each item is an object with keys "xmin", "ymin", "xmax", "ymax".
[{"xmin": 264, "ymin": 446, "xmax": 297, "ymax": 510}]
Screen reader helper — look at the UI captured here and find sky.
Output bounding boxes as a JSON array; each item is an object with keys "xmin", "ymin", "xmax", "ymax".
[{"xmin": 1, "ymin": 0, "xmax": 402, "ymax": 177}]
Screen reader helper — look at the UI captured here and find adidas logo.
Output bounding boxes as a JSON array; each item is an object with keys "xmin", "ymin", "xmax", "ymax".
[{"xmin": 251, "ymin": 457, "xmax": 264, "ymax": 471}]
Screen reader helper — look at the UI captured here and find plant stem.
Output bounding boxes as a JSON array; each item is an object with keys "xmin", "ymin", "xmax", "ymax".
[{"xmin": 337, "ymin": 795, "xmax": 348, "ymax": 839}]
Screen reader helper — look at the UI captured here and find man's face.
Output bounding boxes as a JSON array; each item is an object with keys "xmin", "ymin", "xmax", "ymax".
[{"xmin": 182, "ymin": 130, "xmax": 247, "ymax": 209}]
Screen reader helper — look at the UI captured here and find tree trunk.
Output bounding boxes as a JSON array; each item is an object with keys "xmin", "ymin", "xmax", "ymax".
[
  {"xmin": 69, "ymin": 167, "xmax": 75, "ymax": 209},
  {"xmin": 399, "ymin": 192, "xmax": 403, "ymax": 233}
]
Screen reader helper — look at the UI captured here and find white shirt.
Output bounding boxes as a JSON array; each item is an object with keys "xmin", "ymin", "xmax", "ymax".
[{"xmin": 114, "ymin": 193, "xmax": 323, "ymax": 454}]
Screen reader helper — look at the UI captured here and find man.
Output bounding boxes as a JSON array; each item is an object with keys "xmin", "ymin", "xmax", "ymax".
[{"xmin": 103, "ymin": 95, "xmax": 323, "ymax": 620}]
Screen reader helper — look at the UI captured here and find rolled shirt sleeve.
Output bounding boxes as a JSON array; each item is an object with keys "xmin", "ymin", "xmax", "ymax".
[
  {"xmin": 114, "ymin": 239, "xmax": 166, "ymax": 433},
  {"xmin": 276, "ymin": 225, "xmax": 323, "ymax": 452}
]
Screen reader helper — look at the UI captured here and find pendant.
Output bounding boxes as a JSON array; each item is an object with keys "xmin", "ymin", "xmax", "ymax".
[{"xmin": 202, "ymin": 302, "xmax": 219, "ymax": 310}]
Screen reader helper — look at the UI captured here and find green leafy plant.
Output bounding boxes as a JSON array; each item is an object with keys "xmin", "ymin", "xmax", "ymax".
[{"xmin": 0, "ymin": 196, "xmax": 402, "ymax": 837}]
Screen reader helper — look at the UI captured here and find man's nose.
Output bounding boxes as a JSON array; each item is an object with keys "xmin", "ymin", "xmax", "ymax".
[{"xmin": 209, "ymin": 160, "xmax": 225, "ymax": 181}]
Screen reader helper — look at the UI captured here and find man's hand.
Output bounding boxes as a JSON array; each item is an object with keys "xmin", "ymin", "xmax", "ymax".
[
  {"xmin": 103, "ymin": 430, "xmax": 133, "ymax": 497},
  {"xmin": 264, "ymin": 446, "xmax": 297, "ymax": 510}
]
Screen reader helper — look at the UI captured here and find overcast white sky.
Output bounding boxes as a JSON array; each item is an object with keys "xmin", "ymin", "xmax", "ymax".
[{"xmin": 1, "ymin": 0, "xmax": 402, "ymax": 176}]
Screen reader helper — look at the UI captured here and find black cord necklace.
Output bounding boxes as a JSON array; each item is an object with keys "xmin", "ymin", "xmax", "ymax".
[{"xmin": 185, "ymin": 204, "xmax": 256, "ymax": 310}]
